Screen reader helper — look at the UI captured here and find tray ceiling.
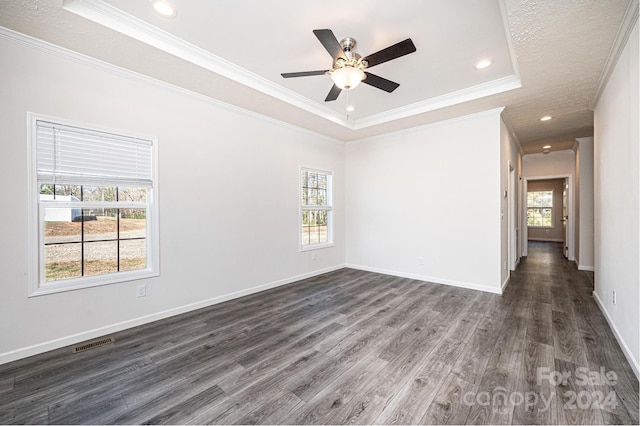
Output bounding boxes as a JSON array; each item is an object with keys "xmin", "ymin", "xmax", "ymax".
[{"xmin": 0, "ymin": 0, "xmax": 635, "ymax": 152}]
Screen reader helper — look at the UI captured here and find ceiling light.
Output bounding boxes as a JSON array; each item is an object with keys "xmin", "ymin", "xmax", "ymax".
[
  {"xmin": 330, "ymin": 67, "xmax": 365, "ymax": 90},
  {"xmin": 346, "ymin": 105, "xmax": 356, "ymax": 112},
  {"xmin": 543, "ymin": 145, "xmax": 551, "ymax": 149},
  {"xmin": 475, "ymin": 59, "xmax": 493, "ymax": 69},
  {"xmin": 540, "ymin": 115, "xmax": 553, "ymax": 121},
  {"xmin": 151, "ymin": 0, "xmax": 176, "ymax": 17}
]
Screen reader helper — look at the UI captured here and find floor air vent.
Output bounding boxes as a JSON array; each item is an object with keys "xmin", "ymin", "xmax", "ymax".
[{"xmin": 72, "ymin": 336, "xmax": 115, "ymax": 353}]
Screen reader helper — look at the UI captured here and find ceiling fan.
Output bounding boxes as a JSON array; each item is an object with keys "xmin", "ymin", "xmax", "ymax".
[{"xmin": 281, "ymin": 29, "xmax": 416, "ymax": 102}]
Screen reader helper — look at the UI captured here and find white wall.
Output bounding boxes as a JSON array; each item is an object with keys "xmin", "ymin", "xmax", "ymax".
[
  {"xmin": 345, "ymin": 108, "xmax": 504, "ymax": 294},
  {"xmin": 575, "ymin": 137, "xmax": 595, "ymax": 270},
  {"xmin": 523, "ymin": 150, "xmax": 576, "ymax": 177},
  {"xmin": 0, "ymin": 33, "xmax": 346, "ymax": 363},
  {"xmin": 593, "ymin": 20, "xmax": 639, "ymax": 377},
  {"xmin": 522, "ymin": 150, "xmax": 576, "ymax": 258}
]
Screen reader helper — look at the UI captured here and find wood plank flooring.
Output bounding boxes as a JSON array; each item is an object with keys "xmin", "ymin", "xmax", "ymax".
[{"xmin": 0, "ymin": 242, "xmax": 638, "ymax": 424}]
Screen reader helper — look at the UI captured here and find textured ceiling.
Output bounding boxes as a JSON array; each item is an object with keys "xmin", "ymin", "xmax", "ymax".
[{"xmin": 0, "ymin": 0, "xmax": 634, "ymax": 153}]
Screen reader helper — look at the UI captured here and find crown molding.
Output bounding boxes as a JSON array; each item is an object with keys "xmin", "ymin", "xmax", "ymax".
[
  {"xmin": 500, "ymin": 109, "xmax": 524, "ymax": 156},
  {"xmin": 0, "ymin": 26, "xmax": 344, "ymax": 145},
  {"xmin": 590, "ymin": 0, "xmax": 639, "ymax": 109},
  {"xmin": 62, "ymin": 0, "xmax": 521, "ymax": 131},
  {"xmin": 62, "ymin": 0, "xmax": 352, "ymax": 128},
  {"xmin": 354, "ymin": 75, "xmax": 520, "ymax": 130}
]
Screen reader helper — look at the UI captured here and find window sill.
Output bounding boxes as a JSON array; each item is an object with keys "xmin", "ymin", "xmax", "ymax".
[
  {"xmin": 29, "ymin": 269, "xmax": 158, "ymax": 297},
  {"xmin": 299, "ymin": 242, "xmax": 335, "ymax": 252}
]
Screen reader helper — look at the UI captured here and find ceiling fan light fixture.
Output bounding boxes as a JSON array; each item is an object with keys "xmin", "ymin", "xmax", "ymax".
[{"xmin": 331, "ymin": 66, "xmax": 365, "ymax": 90}]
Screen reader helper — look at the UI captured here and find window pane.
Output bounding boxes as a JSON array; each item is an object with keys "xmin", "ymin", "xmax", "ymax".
[
  {"xmin": 317, "ymin": 188, "xmax": 327, "ymax": 206},
  {"xmin": 54, "ymin": 185, "xmax": 82, "ymax": 199},
  {"xmin": 527, "ymin": 207, "xmax": 552, "ymax": 227},
  {"xmin": 318, "ymin": 225, "xmax": 328, "ymax": 244},
  {"xmin": 309, "ymin": 189, "xmax": 318, "ymax": 206},
  {"xmin": 84, "ymin": 241, "xmax": 118, "ymax": 276},
  {"xmin": 120, "ymin": 239, "xmax": 146, "ymax": 271},
  {"xmin": 308, "ymin": 172, "xmax": 318, "ymax": 189},
  {"xmin": 318, "ymin": 174, "xmax": 326, "ymax": 190},
  {"xmin": 120, "ymin": 209, "xmax": 147, "ymax": 239},
  {"xmin": 542, "ymin": 208, "xmax": 552, "ymax": 226},
  {"xmin": 45, "ymin": 243, "xmax": 81, "ymax": 281},
  {"xmin": 527, "ymin": 191, "xmax": 553, "ymax": 207},
  {"xmin": 84, "ymin": 208, "xmax": 117, "ymax": 242},
  {"xmin": 44, "ymin": 208, "xmax": 81, "ymax": 244},
  {"xmin": 309, "ymin": 225, "xmax": 320, "ymax": 244},
  {"xmin": 118, "ymin": 187, "xmax": 148, "ymax": 203},
  {"xmin": 83, "ymin": 186, "xmax": 117, "ymax": 202}
]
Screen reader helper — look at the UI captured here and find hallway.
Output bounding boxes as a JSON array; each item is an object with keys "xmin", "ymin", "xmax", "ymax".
[{"xmin": 500, "ymin": 241, "xmax": 639, "ymax": 424}]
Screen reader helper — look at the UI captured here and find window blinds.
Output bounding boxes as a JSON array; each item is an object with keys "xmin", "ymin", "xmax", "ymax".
[{"xmin": 36, "ymin": 120, "xmax": 153, "ymax": 187}]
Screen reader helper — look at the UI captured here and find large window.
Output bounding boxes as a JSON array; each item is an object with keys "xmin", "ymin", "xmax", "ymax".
[
  {"xmin": 527, "ymin": 190, "xmax": 553, "ymax": 227},
  {"xmin": 300, "ymin": 168, "xmax": 333, "ymax": 249},
  {"xmin": 29, "ymin": 115, "xmax": 158, "ymax": 295}
]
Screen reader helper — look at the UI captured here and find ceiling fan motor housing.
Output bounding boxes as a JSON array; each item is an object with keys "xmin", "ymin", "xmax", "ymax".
[{"xmin": 335, "ymin": 38, "xmax": 367, "ymax": 70}]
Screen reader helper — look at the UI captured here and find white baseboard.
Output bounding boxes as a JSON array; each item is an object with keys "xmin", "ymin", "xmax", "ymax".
[
  {"xmin": 528, "ymin": 238, "xmax": 564, "ymax": 242},
  {"xmin": 0, "ymin": 264, "xmax": 346, "ymax": 366},
  {"xmin": 345, "ymin": 263, "xmax": 502, "ymax": 295},
  {"xmin": 578, "ymin": 263, "xmax": 595, "ymax": 272},
  {"xmin": 593, "ymin": 290, "xmax": 640, "ymax": 379}
]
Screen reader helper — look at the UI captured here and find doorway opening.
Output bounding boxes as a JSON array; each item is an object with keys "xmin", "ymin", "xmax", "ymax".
[{"xmin": 522, "ymin": 175, "xmax": 574, "ymax": 260}]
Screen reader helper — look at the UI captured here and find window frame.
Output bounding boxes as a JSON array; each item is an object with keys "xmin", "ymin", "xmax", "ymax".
[
  {"xmin": 27, "ymin": 113, "xmax": 159, "ymax": 296},
  {"xmin": 526, "ymin": 190, "xmax": 554, "ymax": 228},
  {"xmin": 299, "ymin": 167, "xmax": 334, "ymax": 251}
]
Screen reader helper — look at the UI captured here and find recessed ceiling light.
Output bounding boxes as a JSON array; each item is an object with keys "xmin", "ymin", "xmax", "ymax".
[
  {"xmin": 346, "ymin": 105, "xmax": 356, "ymax": 112},
  {"xmin": 540, "ymin": 115, "xmax": 553, "ymax": 121},
  {"xmin": 543, "ymin": 145, "xmax": 551, "ymax": 149},
  {"xmin": 151, "ymin": 0, "xmax": 176, "ymax": 17},
  {"xmin": 475, "ymin": 59, "xmax": 493, "ymax": 70}
]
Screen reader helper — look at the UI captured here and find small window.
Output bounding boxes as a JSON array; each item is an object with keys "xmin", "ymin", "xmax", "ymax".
[
  {"xmin": 300, "ymin": 168, "xmax": 333, "ymax": 249},
  {"xmin": 28, "ymin": 114, "xmax": 158, "ymax": 295},
  {"xmin": 527, "ymin": 190, "xmax": 553, "ymax": 227}
]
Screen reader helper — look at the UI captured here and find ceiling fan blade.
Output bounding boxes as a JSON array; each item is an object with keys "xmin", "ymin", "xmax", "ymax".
[
  {"xmin": 325, "ymin": 84, "xmax": 342, "ymax": 101},
  {"xmin": 313, "ymin": 29, "xmax": 345, "ymax": 61},
  {"xmin": 363, "ymin": 72, "xmax": 400, "ymax": 92},
  {"xmin": 363, "ymin": 39, "xmax": 416, "ymax": 68},
  {"xmin": 281, "ymin": 70, "xmax": 329, "ymax": 78}
]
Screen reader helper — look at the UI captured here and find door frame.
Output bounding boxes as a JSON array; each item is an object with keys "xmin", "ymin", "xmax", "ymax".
[
  {"xmin": 522, "ymin": 174, "xmax": 575, "ymax": 260},
  {"xmin": 507, "ymin": 162, "xmax": 519, "ymax": 271}
]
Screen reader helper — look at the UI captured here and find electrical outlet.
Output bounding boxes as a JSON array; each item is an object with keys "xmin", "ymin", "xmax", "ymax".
[
  {"xmin": 612, "ymin": 290, "xmax": 616, "ymax": 305},
  {"xmin": 136, "ymin": 284, "xmax": 146, "ymax": 298},
  {"xmin": 311, "ymin": 252, "xmax": 317, "ymax": 261},
  {"xmin": 418, "ymin": 256, "xmax": 425, "ymax": 266}
]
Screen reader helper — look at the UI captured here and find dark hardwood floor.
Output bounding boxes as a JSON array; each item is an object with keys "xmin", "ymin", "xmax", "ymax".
[{"xmin": 1, "ymin": 242, "xmax": 638, "ymax": 424}]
